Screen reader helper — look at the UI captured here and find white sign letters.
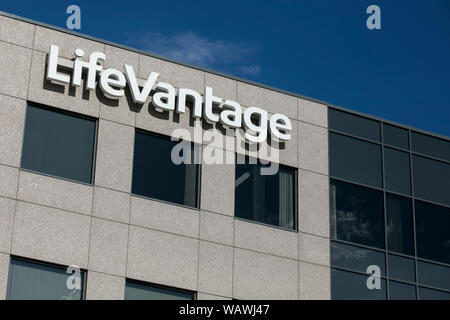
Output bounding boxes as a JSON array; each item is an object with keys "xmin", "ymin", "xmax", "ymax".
[{"xmin": 46, "ymin": 45, "xmax": 292, "ymax": 143}]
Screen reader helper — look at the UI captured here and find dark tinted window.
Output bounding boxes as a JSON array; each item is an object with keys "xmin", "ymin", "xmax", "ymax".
[
  {"xmin": 389, "ymin": 281, "xmax": 416, "ymax": 300},
  {"xmin": 383, "ymin": 124, "xmax": 409, "ymax": 150},
  {"xmin": 412, "ymin": 155, "xmax": 450, "ymax": 206},
  {"xmin": 329, "ymin": 133, "xmax": 382, "ymax": 188},
  {"xmin": 415, "ymin": 200, "xmax": 450, "ymax": 264},
  {"xmin": 386, "ymin": 194, "xmax": 414, "ymax": 255},
  {"xmin": 132, "ymin": 131, "xmax": 199, "ymax": 208},
  {"xmin": 124, "ymin": 280, "xmax": 194, "ymax": 300},
  {"xmin": 235, "ymin": 156, "xmax": 296, "ymax": 230},
  {"xmin": 330, "ymin": 179, "xmax": 385, "ymax": 248},
  {"xmin": 388, "ymin": 254, "xmax": 415, "ymax": 282},
  {"xmin": 384, "ymin": 148, "xmax": 411, "ymax": 195},
  {"xmin": 417, "ymin": 261, "xmax": 450, "ymax": 291},
  {"xmin": 419, "ymin": 287, "xmax": 450, "ymax": 300},
  {"xmin": 329, "ymin": 108, "xmax": 380, "ymax": 141},
  {"xmin": 6, "ymin": 258, "xmax": 85, "ymax": 300},
  {"xmin": 21, "ymin": 104, "xmax": 96, "ymax": 184},
  {"xmin": 411, "ymin": 132, "xmax": 450, "ymax": 162},
  {"xmin": 331, "ymin": 241, "xmax": 385, "ymax": 275},
  {"xmin": 331, "ymin": 268, "xmax": 386, "ymax": 300}
]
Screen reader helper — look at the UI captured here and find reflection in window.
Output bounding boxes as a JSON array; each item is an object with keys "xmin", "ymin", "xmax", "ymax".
[
  {"xmin": 331, "ymin": 268, "xmax": 386, "ymax": 300},
  {"xmin": 235, "ymin": 156, "xmax": 296, "ymax": 230},
  {"xmin": 21, "ymin": 104, "xmax": 96, "ymax": 184},
  {"xmin": 331, "ymin": 241, "xmax": 385, "ymax": 275},
  {"xmin": 415, "ymin": 200, "xmax": 450, "ymax": 265},
  {"xmin": 330, "ymin": 179, "xmax": 385, "ymax": 249},
  {"xmin": 132, "ymin": 131, "xmax": 200, "ymax": 208},
  {"xmin": 329, "ymin": 133, "xmax": 382, "ymax": 188},
  {"xmin": 124, "ymin": 280, "xmax": 195, "ymax": 300},
  {"xmin": 386, "ymin": 193, "xmax": 414, "ymax": 256},
  {"xmin": 6, "ymin": 258, "xmax": 85, "ymax": 300},
  {"xmin": 329, "ymin": 110, "xmax": 450, "ymax": 301}
]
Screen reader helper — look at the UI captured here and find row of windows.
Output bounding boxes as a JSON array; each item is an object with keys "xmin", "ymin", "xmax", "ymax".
[
  {"xmin": 328, "ymin": 108, "xmax": 450, "ymax": 163},
  {"xmin": 331, "ymin": 267, "xmax": 450, "ymax": 300},
  {"xmin": 6, "ymin": 257, "xmax": 195, "ymax": 300},
  {"xmin": 330, "ymin": 178, "xmax": 450, "ymax": 265},
  {"xmin": 328, "ymin": 108, "xmax": 450, "ymax": 300},
  {"xmin": 7, "ymin": 255, "xmax": 449, "ymax": 300},
  {"xmin": 20, "ymin": 103, "xmax": 297, "ymax": 230},
  {"xmin": 330, "ymin": 241, "xmax": 450, "ymax": 299},
  {"xmin": 329, "ymin": 132, "xmax": 450, "ymax": 206}
]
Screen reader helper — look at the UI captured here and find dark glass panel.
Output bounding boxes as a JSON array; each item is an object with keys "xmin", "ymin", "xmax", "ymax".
[
  {"xmin": 417, "ymin": 261, "xmax": 450, "ymax": 291},
  {"xmin": 415, "ymin": 200, "xmax": 450, "ymax": 265},
  {"xmin": 235, "ymin": 156, "xmax": 296, "ymax": 230},
  {"xmin": 388, "ymin": 254, "xmax": 415, "ymax": 282},
  {"xmin": 21, "ymin": 104, "xmax": 96, "ymax": 184},
  {"xmin": 384, "ymin": 148, "xmax": 411, "ymax": 195},
  {"xmin": 132, "ymin": 131, "xmax": 199, "ymax": 208},
  {"xmin": 331, "ymin": 241, "xmax": 385, "ymax": 275},
  {"xmin": 124, "ymin": 281, "xmax": 194, "ymax": 300},
  {"xmin": 411, "ymin": 131, "xmax": 450, "ymax": 162},
  {"xmin": 383, "ymin": 124, "xmax": 409, "ymax": 150},
  {"xmin": 386, "ymin": 193, "xmax": 414, "ymax": 255},
  {"xmin": 413, "ymin": 155, "xmax": 450, "ymax": 207},
  {"xmin": 329, "ymin": 133, "xmax": 382, "ymax": 188},
  {"xmin": 6, "ymin": 258, "xmax": 85, "ymax": 300},
  {"xmin": 419, "ymin": 287, "xmax": 450, "ymax": 300},
  {"xmin": 389, "ymin": 281, "xmax": 416, "ymax": 300},
  {"xmin": 328, "ymin": 108, "xmax": 380, "ymax": 141},
  {"xmin": 330, "ymin": 179, "xmax": 385, "ymax": 249},
  {"xmin": 331, "ymin": 268, "xmax": 386, "ymax": 300}
]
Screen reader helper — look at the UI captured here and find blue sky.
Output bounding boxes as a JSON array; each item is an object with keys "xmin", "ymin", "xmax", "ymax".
[{"xmin": 2, "ymin": 0, "xmax": 449, "ymax": 136}]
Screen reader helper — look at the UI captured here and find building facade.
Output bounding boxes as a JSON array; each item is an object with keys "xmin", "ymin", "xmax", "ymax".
[{"xmin": 0, "ymin": 12, "xmax": 448, "ymax": 300}]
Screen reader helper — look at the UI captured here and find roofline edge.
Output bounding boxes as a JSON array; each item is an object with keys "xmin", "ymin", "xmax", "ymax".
[{"xmin": 1, "ymin": 11, "xmax": 448, "ymax": 141}]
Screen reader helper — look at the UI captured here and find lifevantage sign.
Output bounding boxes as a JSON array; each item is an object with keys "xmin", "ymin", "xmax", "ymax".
[{"xmin": 46, "ymin": 45, "xmax": 292, "ymax": 143}]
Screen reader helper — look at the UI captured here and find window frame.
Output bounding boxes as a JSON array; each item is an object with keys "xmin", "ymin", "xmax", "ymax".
[
  {"xmin": 330, "ymin": 178, "xmax": 385, "ymax": 249},
  {"xmin": 414, "ymin": 199, "xmax": 450, "ymax": 265},
  {"xmin": 20, "ymin": 102, "xmax": 98, "ymax": 186},
  {"xmin": 131, "ymin": 128, "xmax": 202, "ymax": 210},
  {"xmin": 124, "ymin": 278, "xmax": 196, "ymax": 300},
  {"xmin": 328, "ymin": 108, "xmax": 381, "ymax": 142},
  {"xmin": 411, "ymin": 155, "xmax": 450, "ymax": 207},
  {"xmin": 6, "ymin": 255, "xmax": 87, "ymax": 300},
  {"xmin": 382, "ymin": 123, "xmax": 410, "ymax": 151},
  {"xmin": 234, "ymin": 155, "xmax": 298, "ymax": 232},
  {"xmin": 385, "ymin": 192, "xmax": 415, "ymax": 256},
  {"xmin": 328, "ymin": 132, "xmax": 383, "ymax": 188},
  {"xmin": 331, "ymin": 267, "xmax": 388, "ymax": 300}
]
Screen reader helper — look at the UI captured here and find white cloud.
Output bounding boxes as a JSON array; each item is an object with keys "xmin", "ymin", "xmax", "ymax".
[
  {"xmin": 237, "ymin": 64, "xmax": 262, "ymax": 76},
  {"xmin": 126, "ymin": 31, "xmax": 261, "ymax": 76}
]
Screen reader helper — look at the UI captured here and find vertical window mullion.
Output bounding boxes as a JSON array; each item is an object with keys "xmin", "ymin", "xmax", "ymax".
[
  {"xmin": 381, "ymin": 123, "xmax": 390, "ymax": 300},
  {"xmin": 409, "ymin": 129, "xmax": 420, "ymax": 299}
]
